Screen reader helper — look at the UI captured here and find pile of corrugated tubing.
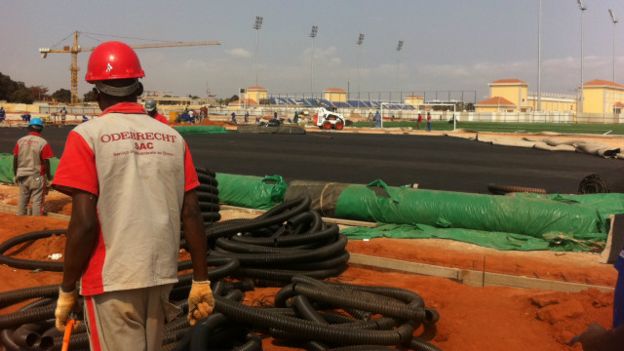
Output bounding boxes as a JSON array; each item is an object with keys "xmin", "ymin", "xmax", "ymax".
[{"xmin": 0, "ymin": 169, "xmax": 441, "ymax": 351}]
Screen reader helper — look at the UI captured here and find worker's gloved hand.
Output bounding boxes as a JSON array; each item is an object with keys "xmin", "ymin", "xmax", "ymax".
[
  {"xmin": 55, "ymin": 288, "xmax": 78, "ymax": 332},
  {"xmin": 187, "ymin": 280, "xmax": 214, "ymax": 326}
]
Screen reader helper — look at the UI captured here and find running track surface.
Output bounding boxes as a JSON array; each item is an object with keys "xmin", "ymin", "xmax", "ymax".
[{"xmin": 0, "ymin": 126, "xmax": 619, "ymax": 194}]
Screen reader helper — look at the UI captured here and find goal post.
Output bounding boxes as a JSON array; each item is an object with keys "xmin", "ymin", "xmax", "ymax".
[{"xmin": 420, "ymin": 103, "xmax": 458, "ymax": 131}]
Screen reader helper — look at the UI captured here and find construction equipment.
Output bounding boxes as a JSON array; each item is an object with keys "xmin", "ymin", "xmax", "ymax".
[
  {"xmin": 39, "ymin": 31, "xmax": 221, "ymax": 104},
  {"xmin": 313, "ymin": 107, "xmax": 346, "ymax": 130}
]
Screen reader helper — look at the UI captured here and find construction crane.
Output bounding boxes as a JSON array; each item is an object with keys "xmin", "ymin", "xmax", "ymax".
[{"xmin": 39, "ymin": 31, "xmax": 221, "ymax": 104}]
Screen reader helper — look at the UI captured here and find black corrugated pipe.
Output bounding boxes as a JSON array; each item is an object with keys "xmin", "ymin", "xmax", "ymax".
[
  {"xmin": 292, "ymin": 276, "xmax": 426, "ymax": 309},
  {"xmin": 210, "ymin": 233, "xmax": 346, "ymax": 265},
  {"xmin": 0, "ymin": 304, "xmax": 56, "ymax": 329},
  {"xmin": 291, "ymin": 283, "xmax": 422, "ymax": 321},
  {"xmin": 409, "ymin": 337, "xmax": 443, "ymax": 351},
  {"xmin": 234, "ymin": 265, "xmax": 348, "ymax": 283},
  {"xmin": 206, "ymin": 197, "xmax": 311, "ymax": 243},
  {"xmin": 12, "ymin": 323, "xmax": 40, "ymax": 348},
  {"xmin": 228, "ymin": 223, "xmax": 338, "ymax": 247},
  {"xmin": 0, "ymin": 230, "xmax": 66, "ymax": 271},
  {"xmin": 0, "ymin": 329, "xmax": 22, "ymax": 351},
  {"xmin": 231, "ymin": 335, "xmax": 263, "ymax": 351},
  {"xmin": 214, "ymin": 297, "xmax": 415, "ymax": 346},
  {"xmin": 0, "ymin": 285, "xmax": 58, "ymax": 309}
]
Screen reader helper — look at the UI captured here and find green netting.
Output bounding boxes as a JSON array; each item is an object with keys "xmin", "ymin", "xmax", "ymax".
[
  {"xmin": 512, "ymin": 192, "xmax": 624, "ymax": 222},
  {"xmin": 342, "ymin": 224, "xmax": 604, "ymax": 252},
  {"xmin": 0, "ymin": 154, "xmax": 13, "ymax": 183},
  {"xmin": 174, "ymin": 126, "xmax": 228, "ymax": 134},
  {"xmin": 216, "ymin": 173, "xmax": 287, "ymax": 210},
  {"xmin": 335, "ymin": 180, "xmax": 622, "ymax": 241},
  {"xmin": 0, "ymin": 153, "xmax": 60, "ymax": 183}
]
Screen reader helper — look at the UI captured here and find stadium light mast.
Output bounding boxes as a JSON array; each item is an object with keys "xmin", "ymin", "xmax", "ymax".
[
  {"xmin": 609, "ymin": 9, "xmax": 619, "ymax": 83},
  {"xmin": 537, "ymin": 0, "xmax": 542, "ymax": 112},
  {"xmin": 253, "ymin": 16, "xmax": 264, "ymax": 87},
  {"xmin": 356, "ymin": 33, "xmax": 365, "ymax": 108},
  {"xmin": 396, "ymin": 40, "xmax": 404, "ymax": 101},
  {"xmin": 309, "ymin": 25, "xmax": 318, "ymax": 97},
  {"xmin": 577, "ymin": 0, "xmax": 587, "ymax": 116}
]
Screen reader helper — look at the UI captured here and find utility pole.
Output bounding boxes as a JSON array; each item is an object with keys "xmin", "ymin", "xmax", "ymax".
[
  {"xmin": 577, "ymin": 0, "xmax": 587, "ymax": 116},
  {"xmin": 396, "ymin": 40, "xmax": 404, "ymax": 101},
  {"xmin": 356, "ymin": 33, "xmax": 365, "ymax": 109},
  {"xmin": 309, "ymin": 25, "xmax": 318, "ymax": 98},
  {"xmin": 537, "ymin": 0, "xmax": 542, "ymax": 112},
  {"xmin": 253, "ymin": 16, "xmax": 264, "ymax": 87},
  {"xmin": 609, "ymin": 9, "xmax": 619, "ymax": 82}
]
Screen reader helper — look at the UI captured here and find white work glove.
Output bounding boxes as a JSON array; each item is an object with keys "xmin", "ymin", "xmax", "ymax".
[
  {"xmin": 54, "ymin": 288, "xmax": 79, "ymax": 332},
  {"xmin": 187, "ymin": 280, "xmax": 214, "ymax": 326}
]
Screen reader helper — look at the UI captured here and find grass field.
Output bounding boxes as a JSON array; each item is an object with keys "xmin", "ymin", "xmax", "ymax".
[{"xmin": 352, "ymin": 121, "xmax": 624, "ymax": 135}]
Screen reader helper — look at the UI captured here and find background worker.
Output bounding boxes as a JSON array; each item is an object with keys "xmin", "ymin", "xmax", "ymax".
[
  {"xmin": 59, "ymin": 107, "xmax": 67, "ymax": 125},
  {"xmin": 51, "ymin": 41, "xmax": 213, "ymax": 351},
  {"xmin": 13, "ymin": 117, "xmax": 54, "ymax": 216},
  {"xmin": 0, "ymin": 106, "xmax": 6, "ymax": 122},
  {"xmin": 144, "ymin": 99, "xmax": 169, "ymax": 125},
  {"xmin": 426, "ymin": 111, "xmax": 432, "ymax": 131},
  {"xmin": 573, "ymin": 248, "xmax": 624, "ymax": 351},
  {"xmin": 373, "ymin": 110, "xmax": 381, "ymax": 128}
]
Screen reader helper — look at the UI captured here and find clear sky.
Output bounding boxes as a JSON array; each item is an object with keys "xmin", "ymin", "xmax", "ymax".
[{"xmin": 1, "ymin": 0, "xmax": 621, "ymax": 100}]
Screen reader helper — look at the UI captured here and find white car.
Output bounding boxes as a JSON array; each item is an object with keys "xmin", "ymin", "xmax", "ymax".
[{"xmin": 313, "ymin": 107, "xmax": 346, "ymax": 130}]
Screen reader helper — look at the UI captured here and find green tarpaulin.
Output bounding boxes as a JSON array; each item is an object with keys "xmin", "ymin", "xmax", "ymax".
[
  {"xmin": 0, "ymin": 153, "xmax": 59, "ymax": 183},
  {"xmin": 174, "ymin": 126, "xmax": 228, "ymax": 135},
  {"xmin": 216, "ymin": 173, "xmax": 287, "ymax": 210},
  {"xmin": 342, "ymin": 223, "xmax": 604, "ymax": 252},
  {"xmin": 335, "ymin": 180, "xmax": 621, "ymax": 241}
]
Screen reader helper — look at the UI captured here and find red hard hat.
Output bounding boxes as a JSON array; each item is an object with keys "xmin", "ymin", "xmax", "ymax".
[{"xmin": 85, "ymin": 41, "xmax": 145, "ymax": 83}]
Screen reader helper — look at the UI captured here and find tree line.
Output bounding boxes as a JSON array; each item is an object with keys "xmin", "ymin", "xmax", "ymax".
[{"xmin": 0, "ymin": 72, "xmax": 97, "ymax": 104}]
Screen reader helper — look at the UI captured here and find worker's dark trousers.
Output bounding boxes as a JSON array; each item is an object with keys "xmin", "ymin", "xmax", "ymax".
[{"xmin": 615, "ymin": 256, "xmax": 624, "ymax": 328}]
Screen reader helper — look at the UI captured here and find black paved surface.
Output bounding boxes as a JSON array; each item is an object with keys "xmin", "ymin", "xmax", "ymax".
[{"xmin": 1, "ymin": 126, "xmax": 620, "ymax": 194}]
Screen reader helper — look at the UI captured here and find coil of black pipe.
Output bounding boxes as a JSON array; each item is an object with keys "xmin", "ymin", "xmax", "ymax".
[
  {"xmin": 210, "ymin": 276, "xmax": 441, "ymax": 350},
  {"xmin": 578, "ymin": 169, "xmax": 624, "ymax": 194},
  {"xmin": 205, "ymin": 197, "xmax": 349, "ymax": 283},
  {"xmin": 195, "ymin": 168, "xmax": 221, "ymax": 225}
]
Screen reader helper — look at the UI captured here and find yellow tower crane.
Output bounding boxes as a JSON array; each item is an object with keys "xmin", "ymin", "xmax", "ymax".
[{"xmin": 39, "ymin": 31, "xmax": 221, "ymax": 104}]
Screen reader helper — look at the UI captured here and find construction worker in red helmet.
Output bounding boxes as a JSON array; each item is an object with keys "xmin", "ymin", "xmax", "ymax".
[{"xmin": 52, "ymin": 41, "xmax": 213, "ymax": 351}]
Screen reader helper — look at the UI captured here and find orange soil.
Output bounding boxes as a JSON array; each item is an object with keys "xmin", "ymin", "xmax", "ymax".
[
  {"xmin": 240, "ymin": 267, "xmax": 612, "ymax": 351},
  {"xmin": 348, "ymin": 238, "xmax": 618, "ymax": 286},
  {"xmin": 0, "ymin": 213, "xmax": 66, "ymax": 296},
  {"xmin": 0, "ymin": 185, "xmax": 72, "ymax": 215},
  {"xmin": 0, "ymin": 212, "xmax": 615, "ymax": 350}
]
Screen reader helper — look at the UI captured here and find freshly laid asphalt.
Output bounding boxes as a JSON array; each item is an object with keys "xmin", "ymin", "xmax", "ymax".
[{"xmin": 1, "ymin": 126, "xmax": 621, "ymax": 194}]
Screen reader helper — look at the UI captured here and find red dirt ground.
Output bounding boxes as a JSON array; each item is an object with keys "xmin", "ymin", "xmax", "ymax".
[
  {"xmin": 348, "ymin": 238, "xmax": 618, "ymax": 287},
  {"xmin": 0, "ymin": 213, "xmax": 615, "ymax": 350},
  {"xmin": 0, "ymin": 185, "xmax": 72, "ymax": 215}
]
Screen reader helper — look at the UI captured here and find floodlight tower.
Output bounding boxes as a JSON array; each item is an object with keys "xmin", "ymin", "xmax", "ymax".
[
  {"xmin": 253, "ymin": 16, "xmax": 264, "ymax": 86},
  {"xmin": 609, "ymin": 9, "xmax": 619, "ymax": 82},
  {"xmin": 577, "ymin": 0, "xmax": 587, "ymax": 116},
  {"xmin": 396, "ymin": 40, "xmax": 404, "ymax": 100},
  {"xmin": 537, "ymin": 0, "xmax": 542, "ymax": 112},
  {"xmin": 356, "ymin": 33, "xmax": 365, "ymax": 108},
  {"xmin": 309, "ymin": 25, "xmax": 318, "ymax": 97}
]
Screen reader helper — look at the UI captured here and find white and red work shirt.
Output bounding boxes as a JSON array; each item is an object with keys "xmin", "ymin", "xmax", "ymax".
[
  {"xmin": 13, "ymin": 132, "xmax": 54, "ymax": 178},
  {"xmin": 52, "ymin": 102, "xmax": 199, "ymax": 296}
]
